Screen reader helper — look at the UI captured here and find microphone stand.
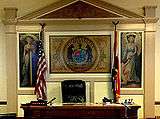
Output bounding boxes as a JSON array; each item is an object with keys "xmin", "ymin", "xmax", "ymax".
[{"xmin": 47, "ymin": 97, "xmax": 56, "ymax": 106}]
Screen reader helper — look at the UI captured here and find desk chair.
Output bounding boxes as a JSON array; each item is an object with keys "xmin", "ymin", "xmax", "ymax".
[{"xmin": 61, "ymin": 80, "xmax": 86, "ymax": 103}]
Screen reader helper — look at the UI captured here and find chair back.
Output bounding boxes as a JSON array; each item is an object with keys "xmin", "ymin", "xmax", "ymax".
[{"xmin": 61, "ymin": 80, "xmax": 86, "ymax": 103}]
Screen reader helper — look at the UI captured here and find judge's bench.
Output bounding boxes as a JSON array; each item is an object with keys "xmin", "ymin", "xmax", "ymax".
[
  {"xmin": 21, "ymin": 80, "xmax": 140, "ymax": 119},
  {"xmin": 21, "ymin": 103, "xmax": 140, "ymax": 119}
]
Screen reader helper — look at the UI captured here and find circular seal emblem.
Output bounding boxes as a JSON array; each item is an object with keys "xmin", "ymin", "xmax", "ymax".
[{"xmin": 63, "ymin": 36, "xmax": 98, "ymax": 72}]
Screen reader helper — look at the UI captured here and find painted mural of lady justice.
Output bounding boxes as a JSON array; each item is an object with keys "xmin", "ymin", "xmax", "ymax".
[
  {"xmin": 121, "ymin": 32, "xmax": 142, "ymax": 88},
  {"xmin": 21, "ymin": 36, "xmax": 34, "ymax": 87},
  {"xmin": 19, "ymin": 34, "xmax": 39, "ymax": 87}
]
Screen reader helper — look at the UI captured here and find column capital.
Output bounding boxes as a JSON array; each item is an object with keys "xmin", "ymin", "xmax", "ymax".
[
  {"xmin": 3, "ymin": 7, "xmax": 18, "ymax": 25},
  {"xmin": 143, "ymin": 6, "xmax": 157, "ymax": 17}
]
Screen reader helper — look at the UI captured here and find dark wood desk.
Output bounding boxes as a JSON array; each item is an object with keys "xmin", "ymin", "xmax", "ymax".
[{"xmin": 21, "ymin": 103, "xmax": 140, "ymax": 119}]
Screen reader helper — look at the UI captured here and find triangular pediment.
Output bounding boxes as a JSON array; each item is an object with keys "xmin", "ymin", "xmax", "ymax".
[
  {"xmin": 38, "ymin": 1, "xmax": 121, "ymax": 19},
  {"xmin": 18, "ymin": 0, "xmax": 142, "ymax": 20}
]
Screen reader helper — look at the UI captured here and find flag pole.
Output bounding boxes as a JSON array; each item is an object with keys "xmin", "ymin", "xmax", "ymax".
[
  {"xmin": 35, "ymin": 23, "xmax": 48, "ymax": 101},
  {"xmin": 39, "ymin": 23, "xmax": 46, "ymax": 41},
  {"xmin": 112, "ymin": 21, "xmax": 120, "ymax": 103},
  {"xmin": 39, "ymin": 23, "xmax": 46, "ymax": 30},
  {"xmin": 112, "ymin": 21, "xmax": 119, "ymax": 31}
]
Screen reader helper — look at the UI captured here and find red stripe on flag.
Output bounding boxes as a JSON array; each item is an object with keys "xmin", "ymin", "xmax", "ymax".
[
  {"xmin": 112, "ymin": 30, "xmax": 120, "ymax": 102},
  {"xmin": 35, "ymin": 48, "xmax": 47, "ymax": 100}
]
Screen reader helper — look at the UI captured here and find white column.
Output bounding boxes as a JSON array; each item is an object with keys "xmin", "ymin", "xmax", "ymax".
[
  {"xmin": 143, "ymin": 6, "xmax": 156, "ymax": 118},
  {"xmin": 4, "ymin": 7, "xmax": 18, "ymax": 113}
]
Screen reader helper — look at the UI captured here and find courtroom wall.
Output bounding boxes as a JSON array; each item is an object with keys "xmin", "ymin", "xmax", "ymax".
[
  {"xmin": 0, "ymin": 0, "xmax": 158, "ymax": 118},
  {"xmin": 15, "ymin": 24, "xmax": 145, "ymax": 118},
  {"xmin": 0, "ymin": 0, "xmax": 158, "ymax": 102}
]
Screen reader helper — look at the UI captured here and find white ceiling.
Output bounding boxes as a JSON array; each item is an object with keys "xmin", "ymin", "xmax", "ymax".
[{"xmin": 0, "ymin": 0, "xmax": 157, "ymax": 19}]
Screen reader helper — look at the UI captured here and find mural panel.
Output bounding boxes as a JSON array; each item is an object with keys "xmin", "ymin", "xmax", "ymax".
[
  {"xmin": 121, "ymin": 32, "xmax": 143, "ymax": 88},
  {"xmin": 49, "ymin": 35, "xmax": 111, "ymax": 73},
  {"xmin": 19, "ymin": 33, "xmax": 39, "ymax": 87}
]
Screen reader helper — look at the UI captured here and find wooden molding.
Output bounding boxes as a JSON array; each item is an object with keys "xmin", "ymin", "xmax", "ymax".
[{"xmin": 14, "ymin": 17, "xmax": 159, "ymax": 26}]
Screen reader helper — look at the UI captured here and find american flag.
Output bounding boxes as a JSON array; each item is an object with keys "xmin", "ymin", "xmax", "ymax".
[
  {"xmin": 112, "ymin": 30, "xmax": 120, "ymax": 103},
  {"xmin": 35, "ymin": 26, "xmax": 47, "ymax": 101}
]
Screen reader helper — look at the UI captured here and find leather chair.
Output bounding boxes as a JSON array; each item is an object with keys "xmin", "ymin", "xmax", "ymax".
[{"xmin": 61, "ymin": 80, "xmax": 86, "ymax": 103}]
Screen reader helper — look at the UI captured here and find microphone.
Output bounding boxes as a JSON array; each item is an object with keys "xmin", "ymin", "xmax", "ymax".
[
  {"xmin": 121, "ymin": 103, "xmax": 131, "ymax": 109},
  {"xmin": 47, "ymin": 97, "xmax": 56, "ymax": 104}
]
